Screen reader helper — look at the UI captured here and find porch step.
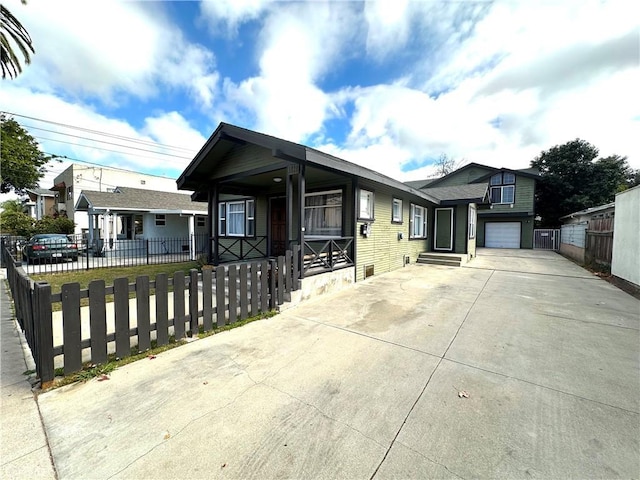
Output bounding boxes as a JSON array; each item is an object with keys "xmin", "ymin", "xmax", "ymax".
[{"xmin": 417, "ymin": 253, "xmax": 462, "ymax": 267}]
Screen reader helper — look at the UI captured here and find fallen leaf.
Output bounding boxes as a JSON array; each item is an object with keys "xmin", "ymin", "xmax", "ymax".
[
  {"xmin": 221, "ymin": 463, "xmax": 227, "ymax": 469},
  {"xmin": 148, "ymin": 355, "xmax": 157, "ymax": 360},
  {"xmin": 458, "ymin": 390, "xmax": 470, "ymax": 398},
  {"xmin": 203, "ymin": 381, "xmax": 209, "ymax": 385},
  {"xmin": 97, "ymin": 374, "xmax": 110, "ymax": 382},
  {"xmin": 164, "ymin": 432, "xmax": 171, "ymax": 440}
]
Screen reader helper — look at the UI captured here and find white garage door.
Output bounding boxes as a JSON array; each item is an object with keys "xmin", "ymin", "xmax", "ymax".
[{"xmin": 485, "ymin": 222, "xmax": 521, "ymax": 248}]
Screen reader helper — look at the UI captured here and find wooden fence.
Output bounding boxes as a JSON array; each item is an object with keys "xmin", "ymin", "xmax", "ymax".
[
  {"xmin": 585, "ymin": 218, "xmax": 614, "ymax": 270},
  {"xmin": 3, "ymin": 245, "xmax": 300, "ymax": 386}
]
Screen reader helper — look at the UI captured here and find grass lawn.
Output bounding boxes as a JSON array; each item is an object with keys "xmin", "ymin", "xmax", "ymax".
[{"xmin": 30, "ymin": 261, "xmax": 200, "ymax": 294}]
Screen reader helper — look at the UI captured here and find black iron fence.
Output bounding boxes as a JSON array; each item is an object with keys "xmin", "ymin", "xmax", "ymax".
[
  {"xmin": 1, "ymin": 234, "xmax": 208, "ymax": 274},
  {"xmin": 3, "ymin": 243, "xmax": 301, "ymax": 386}
]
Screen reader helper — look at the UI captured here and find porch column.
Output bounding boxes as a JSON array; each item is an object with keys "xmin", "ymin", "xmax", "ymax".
[
  {"xmin": 188, "ymin": 215, "xmax": 196, "ymax": 260},
  {"xmin": 298, "ymin": 164, "xmax": 306, "ymax": 279},
  {"xmin": 102, "ymin": 212, "xmax": 109, "ymax": 250},
  {"xmin": 211, "ymin": 184, "xmax": 219, "ymax": 265},
  {"xmin": 111, "ymin": 213, "xmax": 118, "ymax": 249},
  {"xmin": 286, "ymin": 165, "xmax": 295, "ymax": 251},
  {"xmin": 87, "ymin": 208, "xmax": 95, "ymax": 245}
]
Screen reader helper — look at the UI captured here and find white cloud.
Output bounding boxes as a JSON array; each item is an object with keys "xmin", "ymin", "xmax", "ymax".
[
  {"xmin": 218, "ymin": 2, "xmax": 360, "ymax": 142},
  {"xmin": 199, "ymin": 0, "xmax": 271, "ymax": 33},
  {"xmin": 6, "ymin": 0, "xmax": 219, "ymax": 108}
]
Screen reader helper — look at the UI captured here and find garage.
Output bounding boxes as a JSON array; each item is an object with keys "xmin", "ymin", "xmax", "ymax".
[{"xmin": 485, "ymin": 222, "xmax": 521, "ymax": 248}]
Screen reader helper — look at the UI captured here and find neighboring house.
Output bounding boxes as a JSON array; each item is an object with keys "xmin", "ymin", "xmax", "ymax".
[
  {"xmin": 22, "ymin": 188, "xmax": 56, "ymax": 220},
  {"xmin": 50, "ymin": 164, "xmax": 181, "ymax": 236},
  {"xmin": 611, "ymin": 186, "xmax": 639, "ymax": 288},
  {"xmin": 178, "ymin": 123, "xmax": 479, "ymax": 282},
  {"xmin": 559, "ymin": 203, "xmax": 615, "ymax": 264},
  {"xmin": 75, "ymin": 187, "xmax": 208, "ymax": 256},
  {"xmin": 415, "ymin": 163, "xmax": 540, "ymax": 249}
]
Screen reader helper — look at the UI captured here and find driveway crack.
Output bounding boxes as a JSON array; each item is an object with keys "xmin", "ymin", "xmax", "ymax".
[{"xmin": 395, "ymin": 440, "xmax": 466, "ymax": 479}]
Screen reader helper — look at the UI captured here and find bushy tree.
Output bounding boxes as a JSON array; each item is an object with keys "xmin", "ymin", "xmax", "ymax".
[
  {"xmin": 0, "ymin": 114, "xmax": 52, "ymax": 194},
  {"xmin": 531, "ymin": 139, "xmax": 633, "ymax": 227},
  {"xmin": 34, "ymin": 215, "xmax": 75, "ymax": 234},
  {"xmin": 0, "ymin": 199, "xmax": 34, "ymax": 236}
]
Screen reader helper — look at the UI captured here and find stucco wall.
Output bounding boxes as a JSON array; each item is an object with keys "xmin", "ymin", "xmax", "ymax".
[{"xmin": 611, "ymin": 186, "xmax": 640, "ymax": 286}]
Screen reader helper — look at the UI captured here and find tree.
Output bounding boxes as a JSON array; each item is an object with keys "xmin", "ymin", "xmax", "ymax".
[
  {"xmin": 430, "ymin": 153, "xmax": 466, "ymax": 177},
  {"xmin": 1, "ymin": 2, "xmax": 35, "ymax": 79},
  {"xmin": 531, "ymin": 139, "xmax": 633, "ymax": 227},
  {"xmin": 0, "ymin": 114, "xmax": 52, "ymax": 194},
  {"xmin": 0, "ymin": 199, "xmax": 34, "ymax": 236}
]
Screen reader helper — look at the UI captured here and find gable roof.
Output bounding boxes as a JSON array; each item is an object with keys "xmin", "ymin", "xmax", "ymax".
[
  {"xmin": 177, "ymin": 122, "xmax": 441, "ymax": 205},
  {"xmin": 75, "ymin": 186, "xmax": 207, "ymax": 213},
  {"xmin": 25, "ymin": 187, "xmax": 56, "ymax": 197},
  {"xmin": 404, "ymin": 178, "xmax": 437, "ymax": 189},
  {"xmin": 423, "ymin": 163, "xmax": 495, "ymax": 188},
  {"xmin": 425, "ymin": 162, "xmax": 540, "ymax": 188},
  {"xmin": 471, "ymin": 167, "xmax": 540, "ymax": 183},
  {"xmin": 422, "ymin": 184, "xmax": 489, "ymax": 205}
]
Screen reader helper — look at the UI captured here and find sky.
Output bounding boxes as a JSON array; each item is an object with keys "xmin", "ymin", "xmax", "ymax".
[{"xmin": 1, "ymin": 0, "xmax": 638, "ymax": 202}]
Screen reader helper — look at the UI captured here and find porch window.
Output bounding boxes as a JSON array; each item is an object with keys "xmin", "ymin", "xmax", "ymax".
[
  {"xmin": 410, "ymin": 204, "xmax": 427, "ymax": 239},
  {"xmin": 305, "ymin": 190, "xmax": 342, "ymax": 237},
  {"xmin": 468, "ymin": 204, "xmax": 476, "ymax": 239},
  {"xmin": 392, "ymin": 198, "xmax": 403, "ymax": 223},
  {"xmin": 359, "ymin": 189, "xmax": 374, "ymax": 220},
  {"xmin": 218, "ymin": 199, "xmax": 255, "ymax": 237},
  {"xmin": 155, "ymin": 214, "xmax": 166, "ymax": 226}
]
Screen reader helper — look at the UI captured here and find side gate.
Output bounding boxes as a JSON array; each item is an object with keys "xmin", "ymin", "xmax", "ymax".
[{"xmin": 534, "ymin": 229, "xmax": 560, "ymax": 251}]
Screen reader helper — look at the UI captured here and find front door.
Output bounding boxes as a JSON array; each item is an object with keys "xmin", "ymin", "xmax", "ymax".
[
  {"xmin": 434, "ymin": 208, "xmax": 454, "ymax": 251},
  {"xmin": 270, "ymin": 197, "xmax": 286, "ymax": 256}
]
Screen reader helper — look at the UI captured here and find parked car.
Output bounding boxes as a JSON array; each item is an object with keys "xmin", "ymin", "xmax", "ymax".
[{"xmin": 22, "ymin": 234, "xmax": 79, "ymax": 263}]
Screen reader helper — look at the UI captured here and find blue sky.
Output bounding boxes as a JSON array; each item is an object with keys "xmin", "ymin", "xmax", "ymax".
[{"xmin": 1, "ymin": 0, "xmax": 638, "ymax": 199}]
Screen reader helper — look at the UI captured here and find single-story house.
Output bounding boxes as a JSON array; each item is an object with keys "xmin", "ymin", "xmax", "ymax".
[
  {"xmin": 22, "ymin": 187, "xmax": 56, "ymax": 220},
  {"xmin": 177, "ymin": 123, "xmax": 487, "ymax": 282},
  {"xmin": 75, "ymin": 186, "xmax": 208, "ymax": 256}
]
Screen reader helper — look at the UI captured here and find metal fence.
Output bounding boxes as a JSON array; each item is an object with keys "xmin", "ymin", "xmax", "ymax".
[
  {"xmin": 3, "ymin": 243, "xmax": 301, "ymax": 387},
  {"xmin": 533, "ymin": 229, "xmax": 560, "ymax": 250},
  {"xmin": 1, "ymin": 234, "xmax": 209, "ymax": 274}
]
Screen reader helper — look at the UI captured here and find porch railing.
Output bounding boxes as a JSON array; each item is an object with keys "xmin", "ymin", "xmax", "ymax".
[
  {"xmin": 216, "ymin": 236, "xmax": 268, "ymax": 262},
  {"xmin": 302, "ymin": 237, "xmax": 354, "ymax": 274}
]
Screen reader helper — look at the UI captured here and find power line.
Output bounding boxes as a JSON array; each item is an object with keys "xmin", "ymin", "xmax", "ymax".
[{"xmin": 3, "ymin": 111, "xmax": 198, "ymax": 152}]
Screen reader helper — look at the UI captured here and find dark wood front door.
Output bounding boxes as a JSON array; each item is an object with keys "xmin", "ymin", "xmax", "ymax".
[{"xmin": 270, "ymin": 197, "xmax": 286, "ymax": 256}]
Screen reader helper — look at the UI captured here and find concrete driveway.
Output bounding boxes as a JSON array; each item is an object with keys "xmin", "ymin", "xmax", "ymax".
[{"xmin": 37, "ymin": 249, "xmax": 640, "ymax": 479}]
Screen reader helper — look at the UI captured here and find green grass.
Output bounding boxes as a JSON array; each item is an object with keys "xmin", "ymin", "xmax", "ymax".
[
  {"xmin": 49, "ymin": 309, "xmax": 278, "ymax": 390},
  {"xmin": 30, "ymin": 261, "xmax": 199, "ymax": 293},
  {"xmin": 30, "ymin": 261, "xmax": 200, "ymax": 311}
]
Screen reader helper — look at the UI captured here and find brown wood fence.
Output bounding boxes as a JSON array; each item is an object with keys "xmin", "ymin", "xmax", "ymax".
[
  {"xmin": 3, "ymin": 245, "xmax": 300, "ymax": 386},
  {"xmin": 585, "ymin": 218, "xmax": 614, "ymax": 270}
]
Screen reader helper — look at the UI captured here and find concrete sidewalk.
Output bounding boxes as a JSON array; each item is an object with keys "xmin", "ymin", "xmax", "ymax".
[
  {"xmin": 0, "ymin": 269, "xmax": 57, "ymax": 479},
  {"xmin": 13, "ymin": 251, "xmax": 640, "ymax": 478}
]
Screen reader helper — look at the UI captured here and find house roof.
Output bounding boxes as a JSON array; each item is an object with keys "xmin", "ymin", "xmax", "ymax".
[
  {"xmin": 422, "ymin": 184, "xmax": 489, "ymax": 205},
  {"xmin": 425, "ymin": 162, "xmax": 540, "ymax": 188},
  {"xmin": 177, "ymin": 122, "xmax": 441, "ymax": 205},
  {"xmin": 75, "ymin": 186, "xmax": 207, "ymax": 214},
  {"xmin": 25, "ymin": 187, "xmax": 56, "ymax": 197},
  {"xmin": 559, "ymin": 202, "xmax": 615, "ymax": 221},
  {"xmin": 404, "ymin": 179, "xmax": 437, "ymax": 189}
]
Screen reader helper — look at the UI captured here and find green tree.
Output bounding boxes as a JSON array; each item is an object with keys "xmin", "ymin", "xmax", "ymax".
[
  {"xmin": 34, "ymin": 215, "xmax": 75, "ymax": 234},
  {"xmin": 531, "ymin": 139, "xmax": 633, "ymax": 227},
  {"xmin": 0, "ymin": 114, "xmax": 52, "ymax": 194},
  {"xmin": 1, "ymin": 2, "xmax": 35, "ymax": 79},
  {"xmin": 0, "ymin": 199, "xmax": 34, "ymax": 236}
]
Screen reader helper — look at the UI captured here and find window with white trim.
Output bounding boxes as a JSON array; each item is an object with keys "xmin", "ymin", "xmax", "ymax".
[
  {"xmin": 468, "ymin": 204, "xmax": 476, "ymax": 239},
  {"xmin": 218, "ymin": 199, "xmax": 255, "ymax": 237},
  {"xmin": 358, "ymin": 189, "xmax": 374, "ymax": 220},
  {"xmin": 305, "ymin": 190, "xmax": 342, "ymax": 237},
  {"xmin": 392, "ymin": 198, "xmax": 403, "ymax": 223},
  {"xmin": 410, "ymin": 204, "xmax": 428, "ymax": 239},
  {"xmin": 155, "ymin": 214, "xmax": 166, "ymax": 226},
  {"xmin": 489, "ymin": 172, "xmax": 516, "ymax": 204}
]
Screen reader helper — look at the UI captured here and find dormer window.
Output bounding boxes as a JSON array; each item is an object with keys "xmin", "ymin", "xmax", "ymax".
[{"xmin": 490, "ymin": 172, "xmax": 516, "ymax": 204}]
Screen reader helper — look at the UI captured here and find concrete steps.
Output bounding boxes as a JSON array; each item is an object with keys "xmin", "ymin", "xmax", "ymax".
[{"xmin": 416, "ymin": 253, "xmax": 463, "ymax": 267}]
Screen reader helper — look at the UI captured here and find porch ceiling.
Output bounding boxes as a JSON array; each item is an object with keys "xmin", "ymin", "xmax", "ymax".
[{"xmin": 219, "ymin": 166, "xmax": 348, "ymax": 195}]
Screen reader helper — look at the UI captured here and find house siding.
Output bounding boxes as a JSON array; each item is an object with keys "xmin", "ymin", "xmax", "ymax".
[
  {"xmin": 355, "ymin": 184, "xmax": 430, "ymax": 281},
  {"xmin": 211, "ymin": 145, "xmax": 277, "ymax": 180},
  {"xmin": 430, "ymin": 166, "xmax": 493, "ymax": 187},
  {"xmin": 482, "ymin": 175, "xmax": 535, "ymax": 214}
]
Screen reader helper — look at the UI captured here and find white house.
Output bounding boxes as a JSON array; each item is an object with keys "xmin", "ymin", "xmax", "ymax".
[{"xmin": 50, "ymin": 164, "xmax": 181, "ymax": 236}]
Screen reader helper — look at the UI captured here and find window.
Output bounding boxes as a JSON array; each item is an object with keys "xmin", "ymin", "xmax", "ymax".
[
  {"xmin": 67, "ymin": 186, "xmax": 73, "ymax": 200},
  {"xmin": 155, "ymin": 214, "xmax": 166, "ymax": 226},
  {"xmin": 410, "ymin": 204, "xmax": 428, "ymax": 239},
  {"xmin": 196, "ymin": 216, "xmax": 206, "ymax": 228},
  {"xmin": 489, "ymin": 172, "xmax": 516, "ymax": 204},
  {"xmin": 218, "ymin": 199, "xmax": 255, "ymax": 237},
  {"xmin": 305, "ymin": 190, "xmax": 342, "ymax": 237},
  {"xmin": 134, "ymin": 215, "xmax": 143, "ymax": 235},
  {"xmin": 490, "ymin": 185, "xmax": 515, "ymax": 204},
  {"xmin": 468, "ymin": 204, "xmax": 476, "ymax": 239},
  {"xmin": 392, "ymin": 198, "xmax": 403, "ymax": 223},
  {"xmin": 358, "ymin": 189, "xmax": 374, "ymax": 220}
]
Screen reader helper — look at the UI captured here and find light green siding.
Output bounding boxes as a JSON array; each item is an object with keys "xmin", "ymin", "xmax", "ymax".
[
  {"xmin": 355, "ymin": 184, "xmax": 430, "ymax": 281},
  {"xmin": 482, "ymin": 175, "xmax": 535, "ymax": 215}
]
